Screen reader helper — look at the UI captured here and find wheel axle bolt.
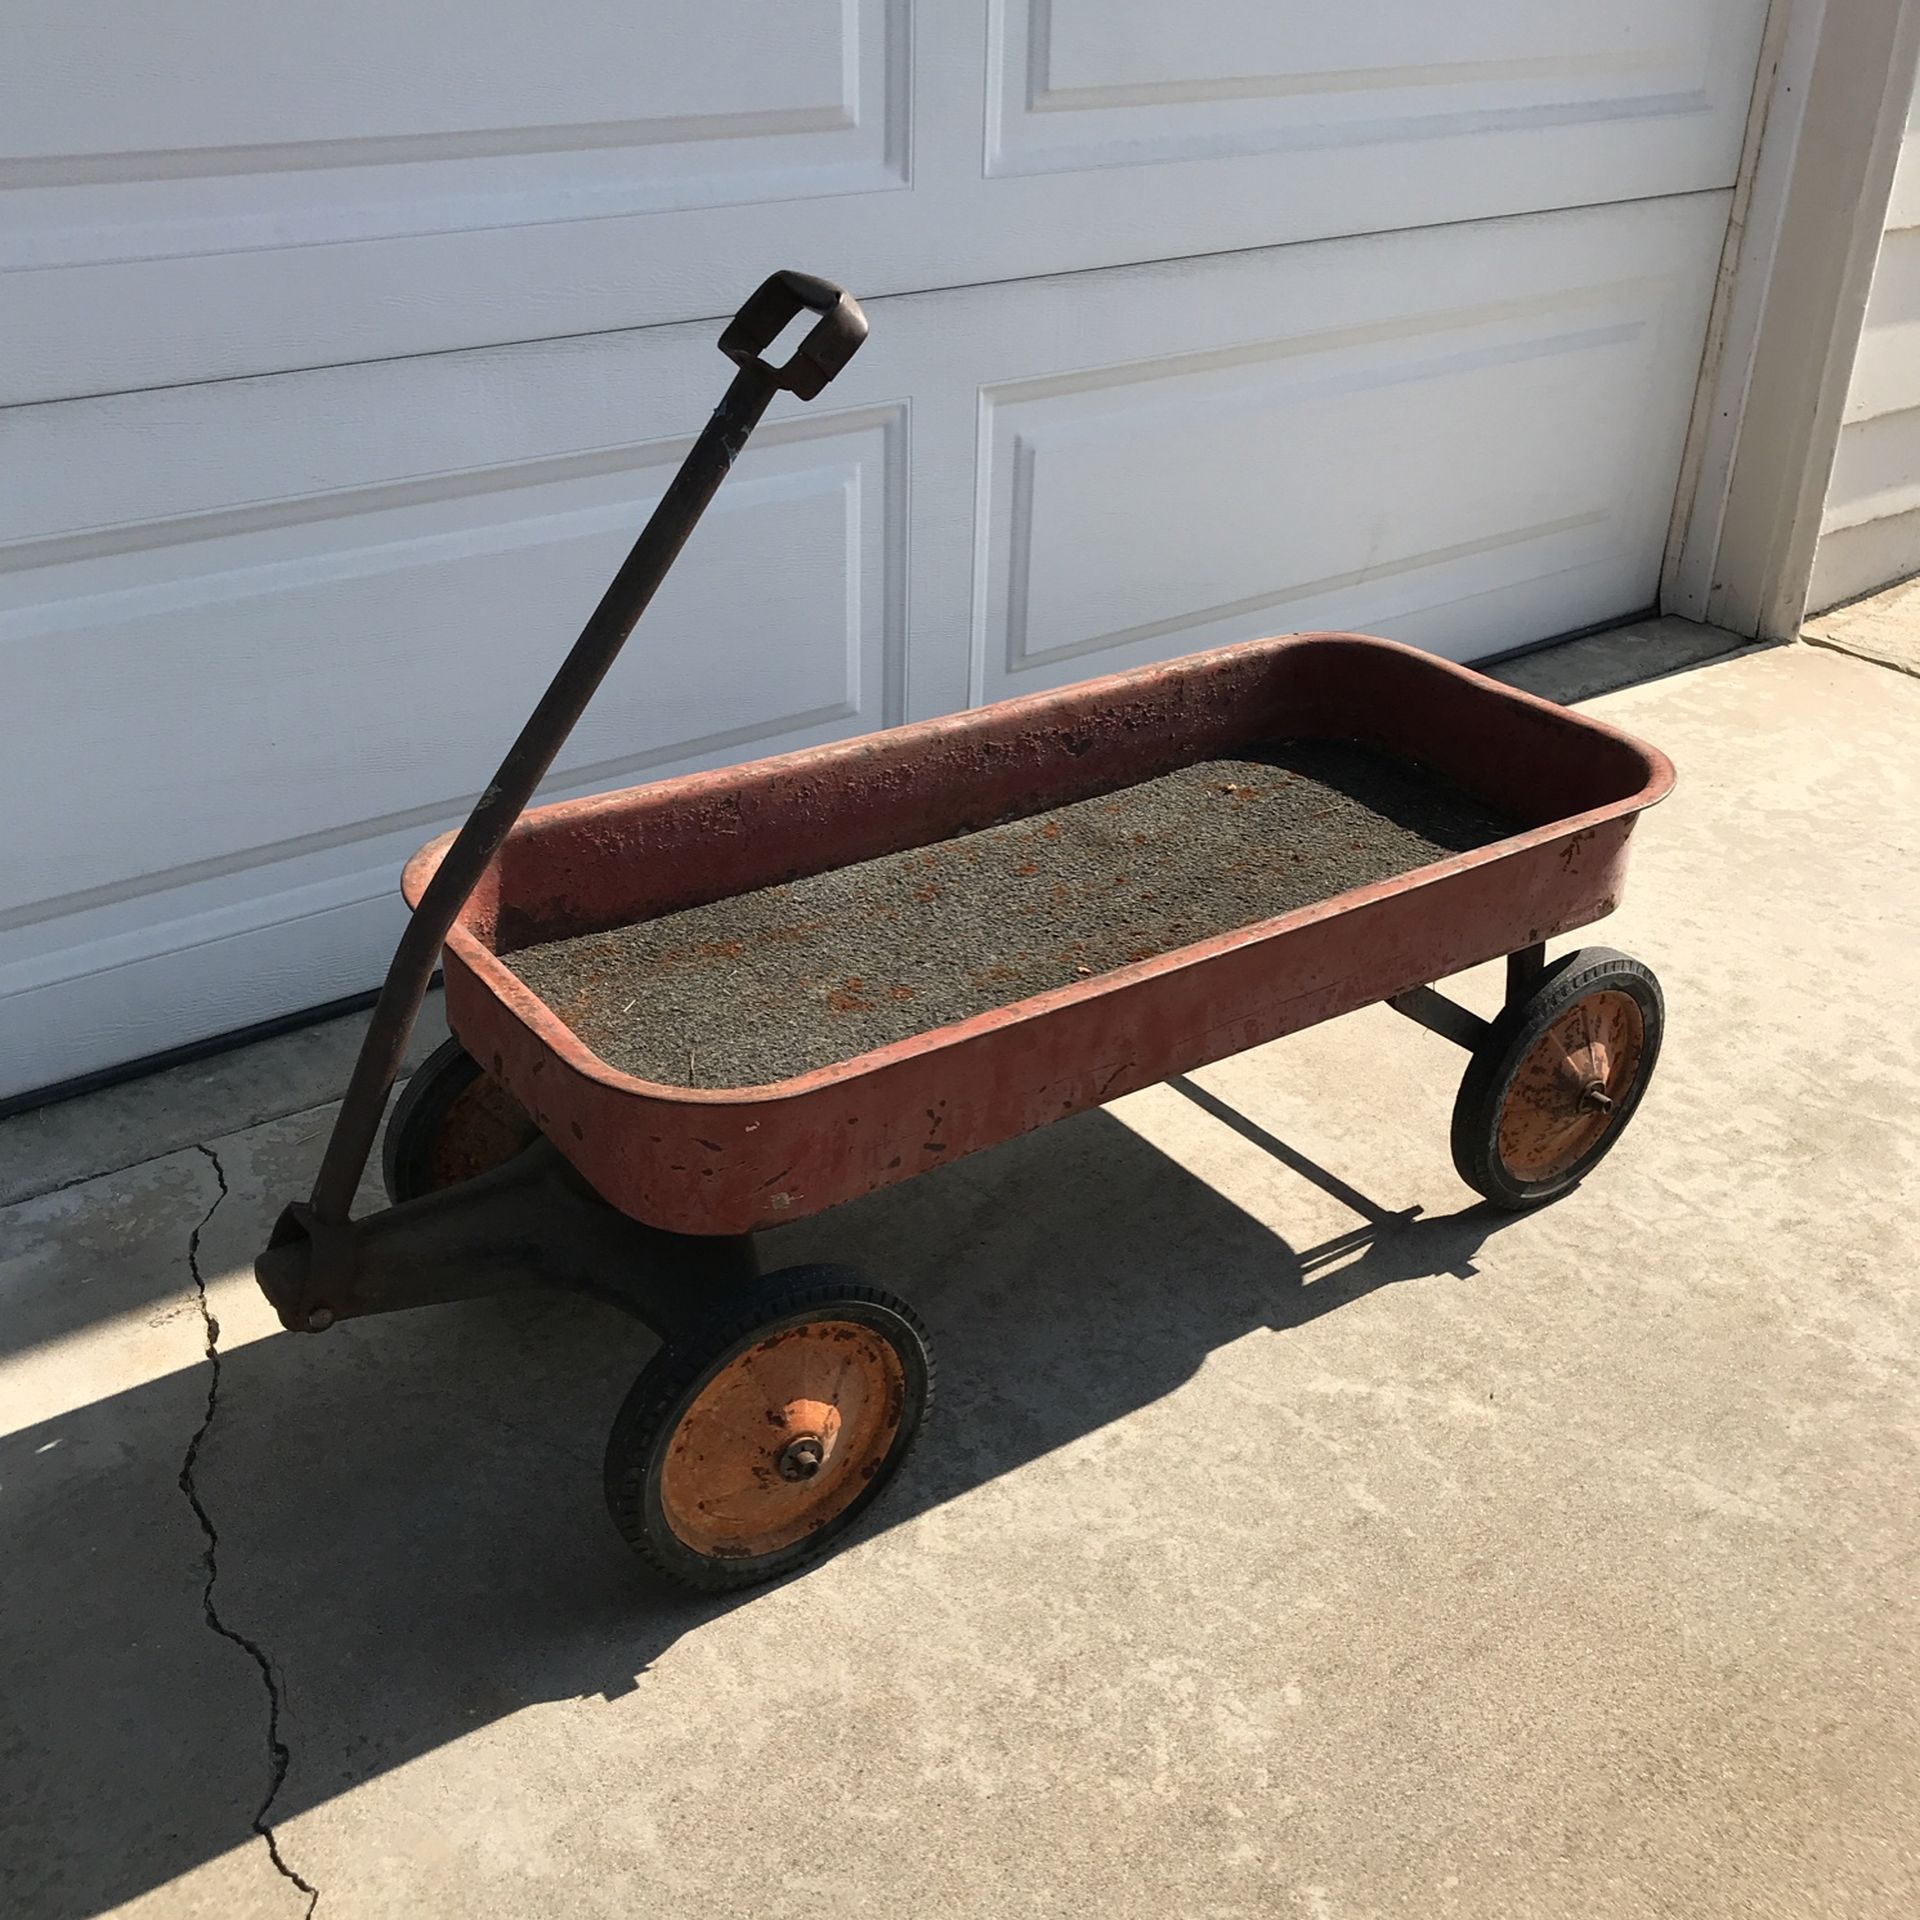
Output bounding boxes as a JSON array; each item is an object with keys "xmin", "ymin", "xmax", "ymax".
[
  {"xmin": 1578, "ymin": 1080, "xmax": 1614, "ymax": 1115},
  {"xmin": 778, "ymin": 1436, "xmax": 825, "ymax": 1481}
]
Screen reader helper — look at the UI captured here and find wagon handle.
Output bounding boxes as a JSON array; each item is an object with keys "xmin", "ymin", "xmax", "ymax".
[
  {"xmin": 719, "ymin": 269, "xmax": 868, "ymax": 401},
  {"xmin": 286, "ymin": 273, "xmax": 869, "ymax": 1251}
]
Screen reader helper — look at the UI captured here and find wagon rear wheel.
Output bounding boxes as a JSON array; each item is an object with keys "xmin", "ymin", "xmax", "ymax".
[
  {"xmin": 382, "ymin": 1037, "xmax": 540, "ymax": 1205},
  {"xmin": 604, "ymin": 1266, "xmax": 932, "ymax": 1592},
  {"xmin": 1451, "ymin": 947, "xmax": 1664, "ymax": 1211}
]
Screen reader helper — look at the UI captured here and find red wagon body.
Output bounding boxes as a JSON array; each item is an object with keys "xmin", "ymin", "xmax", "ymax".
[
  {"xmin": 411, "ymin": 631, "xmax": 1673, "ymax": 1237},
  {"xmin": 259, "ymin": 278, "xmax": 1680, "ymax": 1590}
]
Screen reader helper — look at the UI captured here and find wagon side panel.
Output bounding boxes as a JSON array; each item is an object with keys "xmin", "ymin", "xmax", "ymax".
[{"xmin": 444, "ymin": 812, "xmax": 1635, "ymax": 1237}]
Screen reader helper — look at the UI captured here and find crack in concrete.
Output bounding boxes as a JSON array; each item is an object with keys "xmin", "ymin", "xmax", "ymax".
[
  {"xmin": 177, "ymin": 1142, "xmax": 320, "ymax": 1917},
  {"xmin": 1801, "ymin": 630, "xmax": 1920, "ymax": 682}
]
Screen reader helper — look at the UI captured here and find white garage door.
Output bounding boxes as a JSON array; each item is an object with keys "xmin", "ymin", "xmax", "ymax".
[{"xmin": 0, "ymin": 4, "xmax": 1768, "ymax": 1099}]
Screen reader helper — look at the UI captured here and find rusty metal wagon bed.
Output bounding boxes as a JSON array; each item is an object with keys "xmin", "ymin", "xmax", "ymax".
[{"xmin": 257, "ymin": 275, "xmax": 1673, "ymax": 1591}]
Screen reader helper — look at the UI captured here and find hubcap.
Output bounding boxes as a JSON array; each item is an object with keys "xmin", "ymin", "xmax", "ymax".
[
  {"xmin": 1496, "ymin": 989, "xmax": 1645, "ymax": 1184},
  {"xmin": 424, "ymin": 1071, "xmax": 537, "ymax": 1189},
  {"xmin": 660, "ymin": 1319, "xmax": 906, "ymax": 1560}
]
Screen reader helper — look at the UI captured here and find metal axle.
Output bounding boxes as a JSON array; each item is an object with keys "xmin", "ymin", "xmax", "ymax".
[{"xmin": 1387, "ymin": 942, "xmax": 1550, "ymax": 1050}]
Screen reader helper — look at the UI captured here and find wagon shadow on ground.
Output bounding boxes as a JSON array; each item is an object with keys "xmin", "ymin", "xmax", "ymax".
[{"xmin": 5, "ymin": 1091, "xmax": 1512, "ymax": 1920}]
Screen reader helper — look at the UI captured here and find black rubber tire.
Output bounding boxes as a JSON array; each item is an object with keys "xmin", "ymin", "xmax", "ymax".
[
  {"xmin": 381, "ymin": 1036, "xmax": 537, "ymax": 1205},
  {"xmin": 1450, "ymin": 947, "xmax": 1664, "ymax": 1212},
  {"xmin": 604, "ymin": 1265, "xmax": 933, "ymax": 1593}
]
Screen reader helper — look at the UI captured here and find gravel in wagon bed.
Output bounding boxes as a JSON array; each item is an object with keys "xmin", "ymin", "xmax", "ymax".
[{"xmin": 503, "ymin": 742, "xmax": 1519, "ymax": 1089}]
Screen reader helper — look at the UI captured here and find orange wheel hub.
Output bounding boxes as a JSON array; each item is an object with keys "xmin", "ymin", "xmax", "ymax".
[
  {"xmin": 422, "ymin": 1071, "xmax": 537, "ymax": 1190},
  {"xmin": 1496, "ymin": 989, "xmax": 1645, "ymax": 1184},
  {"xmin": 660, "ymin": 1320, "xmax": 907, "ymax": 1560}
]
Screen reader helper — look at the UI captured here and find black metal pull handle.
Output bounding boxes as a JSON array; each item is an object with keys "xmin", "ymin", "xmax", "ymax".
[
  {"xmin": 291, "ymin": 270, "xmax": 868, "ymax": 1250},
  {"xmin": 718, "ymin": 270, "xmax": 868, "ymax": 401}
]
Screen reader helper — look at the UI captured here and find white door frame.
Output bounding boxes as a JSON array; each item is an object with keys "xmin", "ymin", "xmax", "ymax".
[{"xmin": 1667, "ymin": 0, "xmax": 1920, "ymax": 640}]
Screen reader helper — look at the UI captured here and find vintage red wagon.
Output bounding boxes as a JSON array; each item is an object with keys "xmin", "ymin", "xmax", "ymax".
[{"xmin": 258, "ymin": 275, "xmax": 1673, "ymax": 1590}]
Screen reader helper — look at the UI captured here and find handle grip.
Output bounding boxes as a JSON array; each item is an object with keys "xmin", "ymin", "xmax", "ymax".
[{"xmin": 718, "ymin": 270, "xmax": 868, "ymax": 401}]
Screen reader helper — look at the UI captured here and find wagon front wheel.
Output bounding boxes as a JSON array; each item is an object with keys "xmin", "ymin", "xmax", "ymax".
[
  {"xmin": 604, "ymin": 1266, "xmax": 932, "ymax": 1592},
  {"xmin": 382, "ymin": 1037, "xmax": 540, "ymax": 1205},
  {"xmin": 1451, "ymin": 947, "xmax": 1664, "ymax": 1211}
]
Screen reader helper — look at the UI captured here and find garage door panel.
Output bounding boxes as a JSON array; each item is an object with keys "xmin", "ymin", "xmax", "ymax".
[
  {"xmin": 0, "ymin": 877, "xmax": 415, "ymax": 1108},
  {"xmin": 0, "ymin": 403, "xmax": 903, "ymax": 1005},
  {"xmin": 955, "ymin": 201, "xmax": 1723, "ymax": 701},
  {"xmin": 3, "ymin": 1, "xmax": 1766, "ymax": 401},
  {"xmin": 991, "ymin": 0, "xmax": 1747, "ymax": 174},
  {"xmin": 6, "ymin": 2, "xmax": 856, "ymax": 153},
  {"xmin": 4, "ymin": 0, "xmax": 900, "ymax": 265},
  {"xmin": 981, "ymin": 302, "xmax": 1640, "ymax": 678}
]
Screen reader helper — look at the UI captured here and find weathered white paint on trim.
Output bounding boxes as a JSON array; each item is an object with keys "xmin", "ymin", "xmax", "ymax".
[
  {"xmin": 1810, "ymin": 77, "xmax": 1920, "ymax": 610},
  {"xmin": 1662, "ymin": 0, "xmax": 1813, "ymax": 623},
  {"xmin": 1668, "ymin": 0, "xmax": 1920, "ymax": 640}
]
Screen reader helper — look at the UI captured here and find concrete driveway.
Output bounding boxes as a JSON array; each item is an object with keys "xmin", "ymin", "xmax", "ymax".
[{"xmin": 3, "ymin": 628, "xmax": 1916, "ymax": 1919}]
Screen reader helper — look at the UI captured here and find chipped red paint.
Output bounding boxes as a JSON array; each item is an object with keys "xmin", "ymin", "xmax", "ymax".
[{"xmin": 404, "ymin": 633, "xmax": 1673, "ymax": 1236}]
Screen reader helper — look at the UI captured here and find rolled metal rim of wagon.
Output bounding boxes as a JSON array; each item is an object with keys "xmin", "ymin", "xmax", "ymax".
[{"xmin": 406, "ymin": 630, "xmax": 1674, "ymax": 1113}]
